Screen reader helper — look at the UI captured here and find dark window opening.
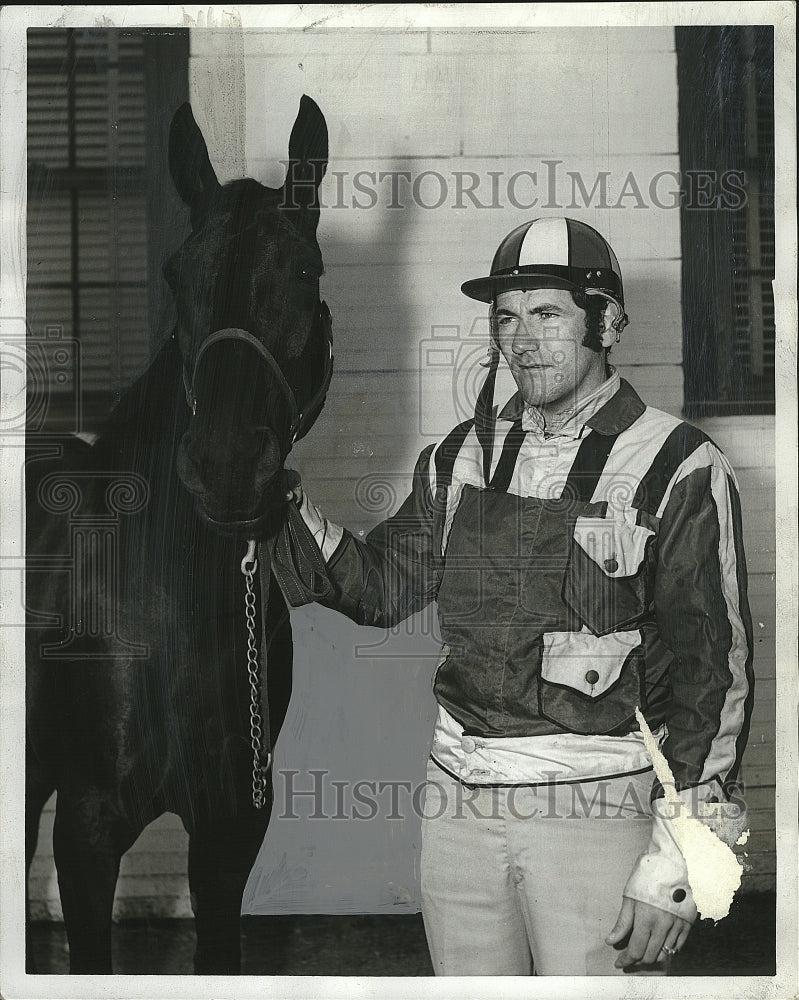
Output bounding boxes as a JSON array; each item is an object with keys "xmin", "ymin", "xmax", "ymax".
[
  {"xmin": 677, "ymin": 25, "xmax": 775, "ymax": 417},
  {"xmin": 26, "ymin": 27, "xmax": 189, "ymax": 433}
]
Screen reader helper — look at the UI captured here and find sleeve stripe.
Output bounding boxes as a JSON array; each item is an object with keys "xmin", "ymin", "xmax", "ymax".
[
  {"xmin": 655, "ymin": 440, "xmax": 737, "ymax": 519},
  {"xmin": 431, "ymin": 418, "xmax": 474, "ymax": 492},
  {"xmin": 699, "ymin": 466, "xmax": 754, "ymax": 784},
  {"xmin": 588, "ymin": 407, "xmax": 681, "ymax": 507},
  {"xmin": 632, "ymin": 421, "xmax": 710, "ymax": 513},
  {"xmin": 488, "ymin": 418, "xmax": 527, "ymax": 492},
  {"xmin": 564, "ymin": 426, "xmax": 621, "ymax": 501},
  {"xmin": 431, "ymin": 420, "xmax": 475, "ymax": 556}
]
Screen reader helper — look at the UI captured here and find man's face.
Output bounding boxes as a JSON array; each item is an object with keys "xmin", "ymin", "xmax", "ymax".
[{"xmin": 494, "ymin": 287, "xmax": 607, "ymax": 410}]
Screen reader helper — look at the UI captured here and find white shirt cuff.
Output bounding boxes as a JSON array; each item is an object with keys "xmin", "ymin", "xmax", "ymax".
[
  {"xmin": 623, "ymin": 782, "xmax": 748, "ymax": 922},
  {"xmin": 297, "ymin": 492, "xmax": 344, "ymax": 562}
]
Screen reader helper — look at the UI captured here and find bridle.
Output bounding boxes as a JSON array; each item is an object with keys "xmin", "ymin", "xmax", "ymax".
[{"xmin": 181, "ymin": 299, "xmax": 334, "ymax": 449}]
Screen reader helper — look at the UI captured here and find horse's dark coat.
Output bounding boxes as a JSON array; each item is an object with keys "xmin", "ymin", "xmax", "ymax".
[{"xmin": 25, "ymin": 98, "xmax": 329, "ymax": 974}]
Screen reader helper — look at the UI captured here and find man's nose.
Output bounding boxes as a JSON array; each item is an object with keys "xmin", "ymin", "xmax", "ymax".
[{"xmin": 512, "ymin": 318, "xmax": 540, "ymax": 355}]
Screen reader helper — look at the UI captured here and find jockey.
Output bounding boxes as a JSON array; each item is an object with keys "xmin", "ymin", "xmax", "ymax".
[{"xmin": 278, "ymin": 216, "xmax": 753, "ymax": 976}]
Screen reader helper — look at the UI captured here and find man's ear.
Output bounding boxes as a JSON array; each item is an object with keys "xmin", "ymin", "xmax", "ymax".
[
  {"xmin": 600, "ymin": 300, "xmax": 623, "ymax": 348},
  {"xmin": 585, "ymin": 288, "xmax": 628, "ymax": 346}
]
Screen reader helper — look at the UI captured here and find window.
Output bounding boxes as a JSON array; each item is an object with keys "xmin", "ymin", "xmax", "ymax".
[
  {"xmin": 676, "ymin": 26, "xmax": 775, "ymax": 417},
  {"xmin": 26, "ymin": 27, "xmax": 189, "ymax": 432}
]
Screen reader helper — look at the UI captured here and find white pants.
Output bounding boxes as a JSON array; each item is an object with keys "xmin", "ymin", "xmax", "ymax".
[{"xmin": 420, "ymin": 759, "xmax": 663, "ymax": 976}]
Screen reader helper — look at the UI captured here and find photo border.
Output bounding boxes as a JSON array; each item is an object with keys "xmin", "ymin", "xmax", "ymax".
[{"xmin": 1, "ymin": 5, "xmax": 796, "ymax": 999}]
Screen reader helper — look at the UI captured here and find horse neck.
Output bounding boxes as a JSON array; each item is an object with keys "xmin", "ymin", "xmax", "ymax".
[{"xmin": 96, "ymin": 335, "xmax": 186, "ymax": 465}]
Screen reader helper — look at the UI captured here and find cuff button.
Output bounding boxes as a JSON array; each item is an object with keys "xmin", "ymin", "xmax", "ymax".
[{"xmin": 672, "ymin": 888, "xmax": 687, "ymax": 903}]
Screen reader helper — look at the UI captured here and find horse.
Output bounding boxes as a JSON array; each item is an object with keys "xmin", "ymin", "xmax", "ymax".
[{"xmin": 25, "ymin": 95, "xmax": 331, "ymax": 974}]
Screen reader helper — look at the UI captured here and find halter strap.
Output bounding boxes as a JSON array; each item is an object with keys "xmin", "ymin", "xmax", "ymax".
[
  {"xmin": 182, "ymin": 300, "xmax": 333, "ymax": 449},
  {"xmin": 183, "ymin": 326, "xmax": 298, "ymax": 431}
]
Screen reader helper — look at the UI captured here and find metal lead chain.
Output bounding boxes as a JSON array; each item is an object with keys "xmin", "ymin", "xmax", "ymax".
[{"xmin": 242, "ymin": 540, "xmax": 270, "ymax": 809}]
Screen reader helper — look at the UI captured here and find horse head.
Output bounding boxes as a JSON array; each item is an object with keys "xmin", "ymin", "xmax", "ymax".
[{"xmin": 166, "ymin": 97, "xmax": 331, "ymax": 535}]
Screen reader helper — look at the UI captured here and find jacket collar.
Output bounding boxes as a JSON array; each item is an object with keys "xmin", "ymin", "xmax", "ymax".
[
  {"xmin": 585, "ymin": 378, "xmax": 647, "ymax": 435},
  {"xmin": 497, "ymin": 374, "xmax": 646, "ymax": 437}
]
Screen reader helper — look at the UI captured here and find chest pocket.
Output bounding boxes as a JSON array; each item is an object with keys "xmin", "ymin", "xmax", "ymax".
[{"xmin": 562, "ymin": 509, "xmax": 655, "ymax": 636}]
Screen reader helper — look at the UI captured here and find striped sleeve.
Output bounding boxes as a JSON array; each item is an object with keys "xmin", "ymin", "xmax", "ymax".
[
  {"xmin": 320, "ymin": 443, "xmax": 442, "ymax": 627},
  {"xmin": 652, "ymin": 443, "xmax": 754, "ymax": 793},
  {"xmin": 296, "ymin": 421, "xmax": 476, "ymax": 628}
]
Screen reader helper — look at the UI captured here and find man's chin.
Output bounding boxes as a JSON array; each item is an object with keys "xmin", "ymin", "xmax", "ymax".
[
  {"xmin": 511, "ymin": 370, "xmax": 555, "ymax": 400},
  {"xmin": 514, "ymin": 383, "xmax": 560, "ymax": 411}
]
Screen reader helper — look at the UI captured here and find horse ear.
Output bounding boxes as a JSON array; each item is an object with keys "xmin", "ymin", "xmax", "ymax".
[
  {"xmin": 168, "ymin": 103, "xmax": 221, "ymax": 222},
  {"xmin": 284, "ymin": 95, "xmax": 328, "ymax": 210}
]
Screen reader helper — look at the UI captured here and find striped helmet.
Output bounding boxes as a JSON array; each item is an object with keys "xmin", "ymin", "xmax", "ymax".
[{"xmin": 461, "ymin": 217, "xmax": 624, "ymax": 306}]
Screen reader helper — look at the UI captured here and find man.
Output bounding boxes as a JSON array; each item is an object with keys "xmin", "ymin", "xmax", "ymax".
[{"xmin": 283, "ymin": 217, "xmax": 753, "ymax": 975}]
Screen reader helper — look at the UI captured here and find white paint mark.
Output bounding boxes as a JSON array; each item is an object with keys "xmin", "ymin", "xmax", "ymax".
[
  {"xmin": 635, "ymin": 707, "xmax": 746, "ymax": 921},
  {"xmin": 186, "ymin": 8, "xmax": 247, "ymax": 183}
]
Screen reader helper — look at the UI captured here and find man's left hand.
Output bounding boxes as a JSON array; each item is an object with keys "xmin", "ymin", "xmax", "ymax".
[{"xmin": 606, "ymin": 897, "xmax": 692, "ymax": 969}]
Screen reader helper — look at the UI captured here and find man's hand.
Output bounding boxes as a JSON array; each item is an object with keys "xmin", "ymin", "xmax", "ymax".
[
  {"xmin": 282, "ymin": 469, "xmax": 303, "ymax": 505},
  {"xmin": 606, "ymin": 897, "xmax": 692, "ymax": 969}
]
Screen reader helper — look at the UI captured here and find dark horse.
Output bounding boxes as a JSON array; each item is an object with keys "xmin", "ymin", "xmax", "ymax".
[{"xmin": 25, "ymin": 96, "xmax": 330, "ymax": 974}]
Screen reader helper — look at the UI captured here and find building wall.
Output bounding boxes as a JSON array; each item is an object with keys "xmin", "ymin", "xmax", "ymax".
[{"xmin": 29, "ymin": 24, "xmax": 776, "ymax": 920}]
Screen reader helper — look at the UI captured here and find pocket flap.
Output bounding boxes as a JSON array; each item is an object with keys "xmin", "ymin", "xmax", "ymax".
[
  {"xmin": 541, "ymin": 628, "xmax": 642, "ymax": 697},
  {"xmin": 573, "ymin": 512, "xmax": 654, "ymax": 579}
]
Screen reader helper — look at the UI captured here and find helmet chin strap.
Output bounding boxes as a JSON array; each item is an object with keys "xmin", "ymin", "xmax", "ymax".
[{"xmin": 475, "ymin": 341, "xmax": 501, "ymax": 487}]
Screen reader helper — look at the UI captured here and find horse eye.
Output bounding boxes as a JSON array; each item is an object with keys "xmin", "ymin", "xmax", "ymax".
[{"xmin": 297, "ymin": 264, "xmax": 319, "ymax": 282}]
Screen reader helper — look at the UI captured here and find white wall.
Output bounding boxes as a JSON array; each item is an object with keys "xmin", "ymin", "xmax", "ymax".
[{"xmin": 29, "ymin": 23, "xmax": 775, "ymax": 920}]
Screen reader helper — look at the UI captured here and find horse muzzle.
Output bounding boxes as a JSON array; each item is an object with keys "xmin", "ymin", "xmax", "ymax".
[{"xmin": 176, "ymin": 434, "xmax": 287, "ymax": 537}]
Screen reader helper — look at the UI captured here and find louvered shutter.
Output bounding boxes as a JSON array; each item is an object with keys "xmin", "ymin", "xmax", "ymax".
[
  {"xmin": 27, "ymin": 28, "xmax": 188, "ymax": 431},
  {"xmin": 730, "ymin": 26, "xmax": 775, "ymax": 393}
]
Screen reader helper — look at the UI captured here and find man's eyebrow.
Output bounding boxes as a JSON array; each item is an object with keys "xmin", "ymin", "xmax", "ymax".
[
  {"xmin": 527, "ymin": 302, "xmax": 561, "ymax": 313},
  {"xmin": 495, "ymin": 301, "xmax": 563, "ymax": 316}
]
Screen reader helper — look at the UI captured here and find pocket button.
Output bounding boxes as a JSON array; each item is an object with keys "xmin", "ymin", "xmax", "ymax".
[
  {"xmin": 604, "ymin": 556, "xmax": 619, "ymax": 573},
  {"xmin": 462, "ymin": 736, "xmax": 477, "ymax": 753},
  {"xmin": 585, "ymin": 669, "xmax": 600, "ymax": 686}
]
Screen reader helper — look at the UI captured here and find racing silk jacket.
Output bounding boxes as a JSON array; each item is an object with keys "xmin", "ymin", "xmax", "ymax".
[{"xmin": 286, "ymin": 373, "xmax": 754, "ymax": 921}]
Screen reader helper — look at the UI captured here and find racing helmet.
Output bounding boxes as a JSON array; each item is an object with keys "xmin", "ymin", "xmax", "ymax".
[{"xmin": 461, "ymin": 216, "xmax": 625, "ymax": 312}]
